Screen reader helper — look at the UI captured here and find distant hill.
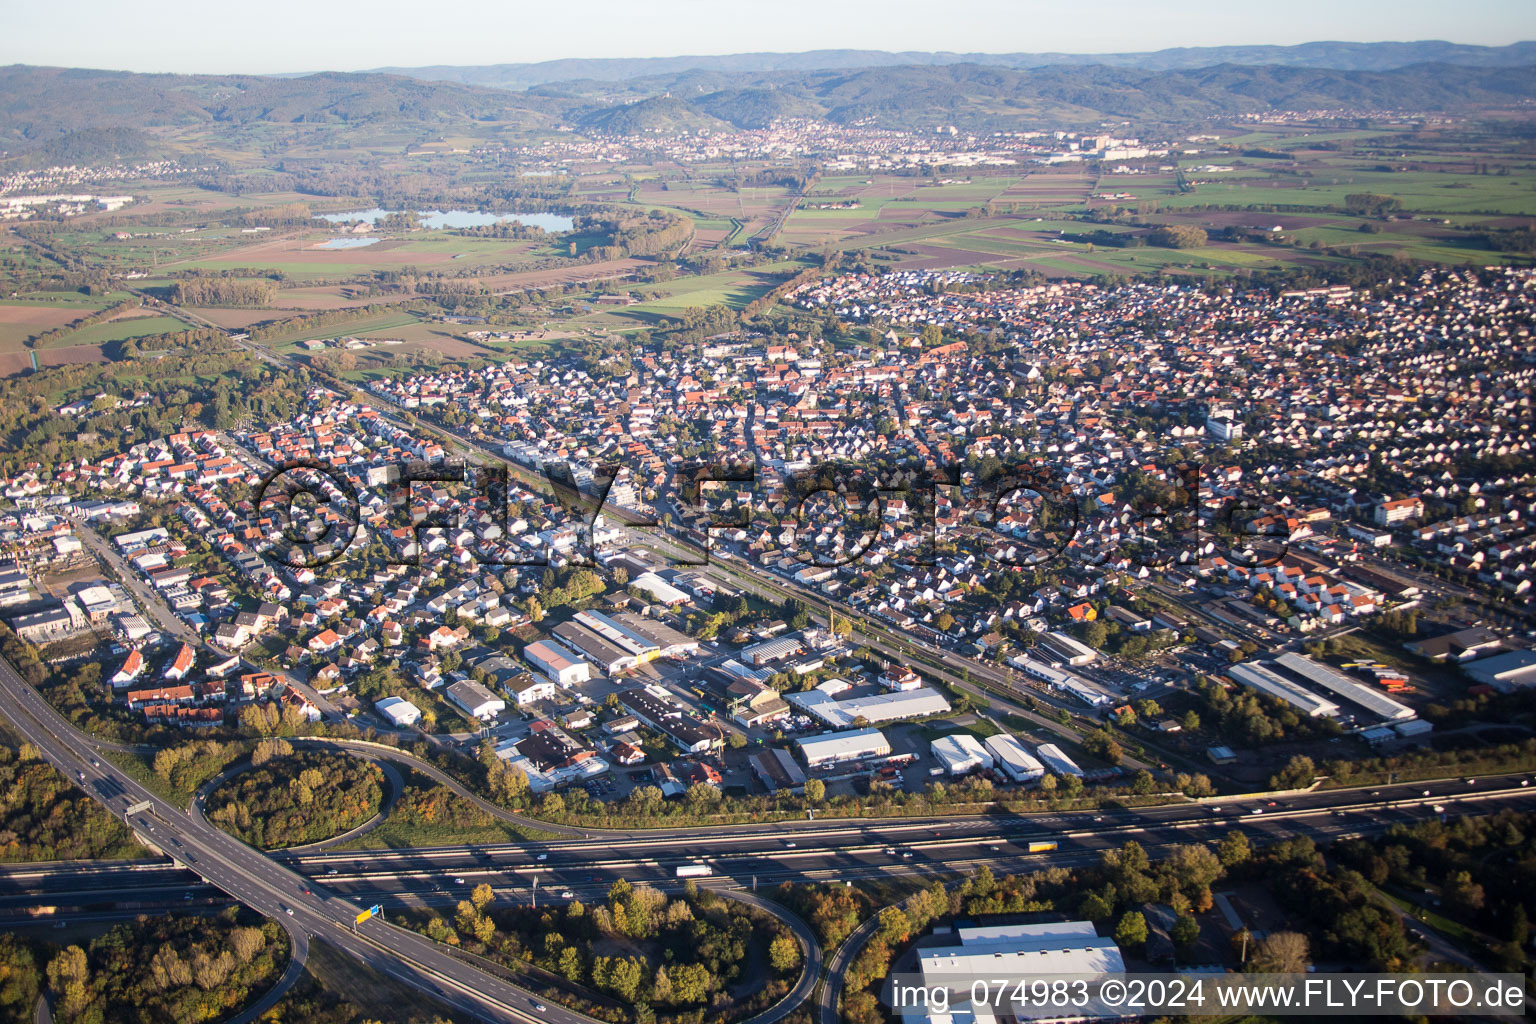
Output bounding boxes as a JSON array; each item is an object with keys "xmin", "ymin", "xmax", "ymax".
[
  {"xmin": 3, "ymin": 57, "xmax": 1535, "ymax": 157},
  {"xmin": 372, "ymin": 40, "xmax": 1536, "ymax": 90},
  {"xmin": 0, "ymin": 65, "xmax": 557, "ymax": 139},
  {"xmin": 574, "ymin": 62, "xmax": 1536, "ymax": 132}
]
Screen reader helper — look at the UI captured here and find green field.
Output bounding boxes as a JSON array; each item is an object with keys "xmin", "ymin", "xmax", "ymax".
[{"xmin": 28, "ymin": 313, "xmax": 191, "ymax": 349}]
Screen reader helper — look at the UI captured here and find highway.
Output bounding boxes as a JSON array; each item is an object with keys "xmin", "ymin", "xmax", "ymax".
[
  {"xmin": 5, "ymin": 625, "xmax": 1535, "ymax": 1021},
  {"xmin": 11, "ymin": 780, "xmax": 1532, "ymax": 914},
  {"xmin": 0, "ymin": 653, "xmax": 615, "ymax": 1024}
]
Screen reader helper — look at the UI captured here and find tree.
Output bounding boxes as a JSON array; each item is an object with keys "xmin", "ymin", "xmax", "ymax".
[
  {"xmin": 803, "ymin": 778, "xmax": 826, "ymax": 803},
  {"xmin": 1444, "ymin": 871, "xmax": 1485, "ymax": 915},
  {"xmin": 558, "ymin": 945, "xmax": 584, "ymax": 984},
  {"xmin": 1083, "ymin": 730, "xmax": 1123, "ymax": 765},
  {"xmin": 229, "ymin": 927, "xmax": 265, "ymax": 964},
  {"xmin": 1218, "ymin": 832, "xmax": 1251, "ymax": 868},
  {"xmin": 48, "ymin": 945, "xmax": 91, "ymax": 1017},
  {"xmin": 1114, "ymin": 911, "xmax": 1149, "ymax": 949},
  {"xmin": 1172, "ymin": 915, "xmax": 1201, "ymax": 949},
  {"xmin": 1251, "ymin": 931, "xmax": 1309, "ymax": 973},
  {"xmin": 1271, "ymin": 754, "xmax": 1316, "ymax": 790},
  {"xmin": 769, "ymin": 933, "xmax": 800, "ymax": 973},
  {"xmin": 471, "ymin": 882, "xmax": 495, "ymax": 912},
  {"xmin": 1079, "ymin": 892, "xmax": 1113, "ymax": 921},
  {"xmin": 593, "ymin": 955, "xmax": 645, "ymax": 1002}
]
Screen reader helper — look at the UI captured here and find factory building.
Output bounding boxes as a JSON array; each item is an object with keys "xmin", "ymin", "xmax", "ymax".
[
  {"xmin": 983, "ymin": 733, "xmax": 1046, "ymax": 782},
  {"xmin": 931, "ymin": 733, "xmax": 993, "ymax": 776},
  {"xmin": 796, "ymin": 727, "xmax": 891, "ymax": 768},
  {"xmin": 1035, "ymin": 743, "xmax": 1084, "ymax": 778}
]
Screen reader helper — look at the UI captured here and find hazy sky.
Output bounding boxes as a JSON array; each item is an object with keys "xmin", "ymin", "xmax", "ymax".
[{"xmin": 5, "ymin": 0, "xmax": 1535, "ymax": 75}]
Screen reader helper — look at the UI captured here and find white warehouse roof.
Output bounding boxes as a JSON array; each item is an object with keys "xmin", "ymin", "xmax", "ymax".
[
  {"xmin": 786, "ymin": 686, "xmax": 950, "ymax": 728},
  {"xmin": 1035, "ymin": 743, "xmax": 1084, "ymax": 777},
  {"xmin": 374, "ymin": 695, "xmax": 421, "ymax": 726},
  {"xmin": 796, "ymin": 727, "xmax": 891, "ymax": 767},
  {"xmin": 630, "ymin": 572, "xmax": 690, "ymax": 605},
  {"xmin": 931, "ymin": 733, "xmax": 992, "ymax": 775},
  {"xmin": 1273, "ymin": 652, "xmax": 1415, "ymax": 721},
  {"xmin": 1228, "ymin": 661, "xmax": 1341, "ymax": 718},
  {"xmin": 917, "ymin": 921, "xmax": 1126, "ymax": 1003},
  {"xmin": 983, "ymin": 733, "xmax": 1046, "ymax": 782}
]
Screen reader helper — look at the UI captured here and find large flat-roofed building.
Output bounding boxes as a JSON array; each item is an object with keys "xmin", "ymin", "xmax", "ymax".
[
  {"xmin": 1228, "ymin": 661, "xmax": 1341, "ymax": 718},
  {"xmin": 742, "ymin": 635, "xmax": 805, "ymax": 667},
  {"xmin": 12, "ymin": 601, "xmax": 86, "ymax": 642},
  {"xmin": 374, "ymin": 696, "xmax": 421, "ymax": 727},
  {"xmin": 1465, "ymin": 650, "xmax": 1536, "ymax": 693},
  {"xmin": 573, "ymin": 609, "xmax": 661, "ymax": 662},
  {"xmin": 931, "ymin": 733, "xmax": 993, "ymax": 775},
  {"xmin": 796, "ymin": 727, "xmax": 891, "ymax": 768},
  {"xmin": 512, "ymin": 721, "xmax": 607, "ymax": 786},
  {"xmin": 984, "ymin": 733, "xmax": 1046, "ymax": 782},
  {"xmin": 1040, "ymin": 630, "xmax": 1099, "ymax": 666},
  {"xmin": 786, "ymin": 686, "xmax": 950, "ymax": 728},
  {"xmin": 630, "ymin": 572, "xmax": 690, "ymax": 606},
  {"xmin": 553, "ymin": 621, "xmax": 636, "ymax": 675},
  {"xmin": 1405, "ymin": 627, "xmax": 1504, "ymax": 663},
  {"xmin": 1035, "ymin": 743, "xmax": 1084, "ymax": 778},
  {"xmin": 1273, "ymin": 652, "xmax": 1415, "ymax": 721},
  {"xmin": 524, "ymin": 639, "xmax": 591, "ymax": 687},
  {"xmin": 612, "ymin": 611, "xmax": 699, "ymax": 658},
  {"xmin": 446, "ymin": 679, "xmax": 506, "ymax": 720},
  {"xmin": 907, "ymin": 921, "xmax": 1126, "ymax": 1024},
  {"xmin": 619, "ymin": 686, "xmax": 721, "ymax": 753}
]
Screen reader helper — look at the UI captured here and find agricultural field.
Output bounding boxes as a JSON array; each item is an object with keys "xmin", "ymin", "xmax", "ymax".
[{"xmin": 0, "ymin": 112, "xmax": 1532, "ymax": 378}]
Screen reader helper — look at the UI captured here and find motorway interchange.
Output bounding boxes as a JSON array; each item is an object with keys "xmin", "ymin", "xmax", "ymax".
[{"xmin": 5, "ymin": 643, "xmax": 1536, "ymax": 1023}]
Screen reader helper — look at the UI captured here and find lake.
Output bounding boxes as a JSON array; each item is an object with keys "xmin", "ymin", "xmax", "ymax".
[
  {"xmin": 318, "ymin": 208, "xmax": 575, "ymax": 232},
  {"xmin": 315, "ymin": 238, "xmax": 381, "ymax": 249}
]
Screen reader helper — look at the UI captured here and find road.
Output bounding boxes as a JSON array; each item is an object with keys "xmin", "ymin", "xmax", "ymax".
[
  {"xmin": 354, "ymin": 405, "xmax": 1148, "ymax": 771},
  {"xmin": 4, "ymin": 627, "xmax": 1531, "ymax": 1024},
  {"xmin": 8, "ymin": 778, "xmax": 1532, "ymax": 918},
  {"xmin": 0, "ymin": 652, "xmax": 606, "ymax": 1024},
  {"xmin": 5, "ymin": 781, "xmax": 1531, "ymax": 1024},
  {"xmin": 70, "ymin": 520, "xmax": 341, "ymax": 719}
]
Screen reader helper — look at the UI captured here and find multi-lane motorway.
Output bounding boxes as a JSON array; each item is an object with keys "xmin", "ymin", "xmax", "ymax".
[
  {"xmin": 6, "ymin": 616, "xmax": 1536, "ymax": 1023},
  {"xmin": 0, "ymin": 653, "xmax": 631, "ymax": 1024},
  {"xmin": 8, "ymin": 774, "xmax": 1532, "ymax": 917}
]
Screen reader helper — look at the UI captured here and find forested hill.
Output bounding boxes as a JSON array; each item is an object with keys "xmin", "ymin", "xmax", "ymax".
[
  {"xmin": 374, "ymin": 40, "xmax": 1536, "ymax": 90},
  {"xmin": 0, "ymin": 66, "xmax": 554, "ymax": 135},
  {"xmin": 3, "ymin": 58, "xmax": 1535, "ymax": 155},
  {"xmin": 568, "ymin": 62, "xmax": 1536, "ymax": 130}
]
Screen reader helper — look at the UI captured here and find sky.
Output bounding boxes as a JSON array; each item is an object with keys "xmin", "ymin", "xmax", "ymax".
[{"xmin": 4, "ymin": 0, "xmax": 1535, "ymax": 75}]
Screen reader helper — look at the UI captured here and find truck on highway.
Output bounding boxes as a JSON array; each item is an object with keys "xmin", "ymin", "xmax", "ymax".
[
  {"xmin": 1027, "ymin": 841, "xmax": 1058, "ymax": 853},
  {"xmin": 676, "ymin": 863, "xmax": 713, "ymax": 878}
]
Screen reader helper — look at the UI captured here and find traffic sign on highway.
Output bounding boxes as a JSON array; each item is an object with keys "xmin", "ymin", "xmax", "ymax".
[{"xmin": 125, "ymin": 800, "xmax": 152, "ymax": 816}]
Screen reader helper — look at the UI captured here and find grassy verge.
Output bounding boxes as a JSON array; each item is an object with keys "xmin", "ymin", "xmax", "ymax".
[{"xmin": 267, "ymin": 936, "xmax": 463, "ymax": 1023}]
